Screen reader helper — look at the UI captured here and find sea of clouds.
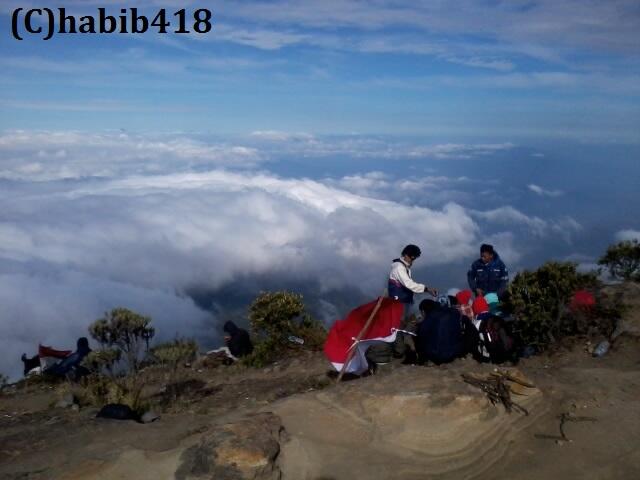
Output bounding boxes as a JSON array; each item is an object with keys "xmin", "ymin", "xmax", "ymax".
[{"xmin": 1, "ymin": 130, "xmax": 634, "ymax": 379}]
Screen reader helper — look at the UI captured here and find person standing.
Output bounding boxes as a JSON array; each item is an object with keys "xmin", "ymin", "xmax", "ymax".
[
  {"xmin": 467, "ymin": 244, "xmax": 509, "ymax": 299},
  {"xmin": 388, "ymin": 244, "xmax": 438, "ymax": 361}
]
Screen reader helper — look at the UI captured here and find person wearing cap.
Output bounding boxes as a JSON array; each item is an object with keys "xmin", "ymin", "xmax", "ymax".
[
  {"xmin": 388, "ymin": 244, "xmax": 438, "ymax": 361},
  {"xmin": 467, "ymin": 244, "xmax": 509, "ymax": 299}
]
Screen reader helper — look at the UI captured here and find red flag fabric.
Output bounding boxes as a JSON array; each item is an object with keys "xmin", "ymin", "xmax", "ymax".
[
  {"xmin": 38, "ymin": 345, "xmax": 72, "ymax": 359},
  {"xmin": 324, "ymin": 297, "xmax": 404, "ymax": 373},
  {"xmin": 570, "ymin": 290, "xmax": 596, "ymax": 312}
]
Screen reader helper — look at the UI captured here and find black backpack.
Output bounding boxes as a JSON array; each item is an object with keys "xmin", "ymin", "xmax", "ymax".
[{"xmin": 477, "ymin": 315, "xmax": 516, "ymax": 364}]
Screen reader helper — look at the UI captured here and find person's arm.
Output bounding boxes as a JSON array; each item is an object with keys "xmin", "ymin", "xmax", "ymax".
[
  {"xmin": 497, "ymin": 262, "xmax": 509, "ymax": 297},
  {"xmin": 467, "ymin": 263, "xmax": 477, "ymax": 292}
]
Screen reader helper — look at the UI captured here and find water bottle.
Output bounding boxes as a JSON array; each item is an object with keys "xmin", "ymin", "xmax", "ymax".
[{"xmin": 592, "ymin": 340, "xmax": 610, "ymax": 357}]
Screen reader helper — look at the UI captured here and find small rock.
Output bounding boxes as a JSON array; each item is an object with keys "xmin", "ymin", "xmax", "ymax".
[
  {"xmin": 71, "ymin": 404, "xmax": 80, "ymax": 412},
  {"xmin": 55, "ymin": 393, "xmax": 76, "ymax": 408},
  {"xmin": 140, "ymin": 411, "xmax": 160, "ymax": 424}
]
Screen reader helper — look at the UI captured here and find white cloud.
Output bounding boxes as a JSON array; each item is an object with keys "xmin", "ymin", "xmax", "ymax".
[
  {"xmin": 616, "ymin": 229, "xmax": 640, "ymax": 241},
  {"xmin": 0, "ymin": 131, "xmax": 490, "ymax": 378},
  {"xmin": 0, "ymin": 129, "xmax": 597, "ymax": 379},
  {"xmin": 472, "ymin": 206, "xmax": 582, "ymax": 242},
  {"xmin": 407, "ymin": 143, "xmax": 515, "ymax": 160},
  {"xmin": 472, "ymin": 206, "xmax": 548, "ymax": 237},
  {"xmin": 250, "ymin": 130, "xmax": 315, "ymax": 142},
  {"xmin": 528, "ymin": 183, "xmax": 564, "ymax": 197},
  {"xmin": 0, "ymin": 130, "xmax": 262, "ymax": 180},
  {"xmin": 443, "ymin": 56, "xmax": 515, "ymax": 72}
]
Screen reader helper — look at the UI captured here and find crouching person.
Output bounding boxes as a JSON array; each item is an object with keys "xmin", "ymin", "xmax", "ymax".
[
  {"xmin": 415, "ymin": 299, "xmax": 477, "ymax": 365},
  {"xmin": 208, "ymin": 321, "xmax": 254, "ymax": 362}
]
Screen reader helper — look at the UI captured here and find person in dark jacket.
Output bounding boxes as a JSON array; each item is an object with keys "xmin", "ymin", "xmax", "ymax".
[
  {"xmin": 415, "ymin": 299, "xmax": 477, "ymax": 365},
  {"xmin": 467, "ymin": 244, "xmax": 509, "ymax": 298},
  {"xmin": 45, "ymin": 337, "xmax": 92, "ymax": 380},
  {"xmin": 223, "ymin": 321, "xmax": 253, "ymax": 358}
]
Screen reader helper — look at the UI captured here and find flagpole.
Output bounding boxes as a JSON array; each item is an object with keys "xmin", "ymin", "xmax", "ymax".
[{"xmin": 336, "ymin": 289, "xmax": 388, "ymax": 383}]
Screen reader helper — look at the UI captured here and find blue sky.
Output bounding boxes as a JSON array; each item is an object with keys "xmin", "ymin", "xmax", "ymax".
[
  {"xmin": 1, "ymin": 0, "xmax": 639, "ymax": 138},
  {"xmin": 0, "ymin": 1, "xmax": 639, "ymax": 378}
]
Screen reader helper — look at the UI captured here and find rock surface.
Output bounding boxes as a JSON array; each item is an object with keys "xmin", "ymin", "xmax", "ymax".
[
  {"xmin": 176, "ymin": 412, "xmax": 285, "ymax": 480},
  {"xmin": 272, "ymin": 364, "xmax": 545, "ymax": 480}
]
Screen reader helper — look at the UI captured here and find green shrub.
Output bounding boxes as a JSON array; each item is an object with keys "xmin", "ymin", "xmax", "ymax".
[
  {"xmin": 75, "ymin": 373, "xmax": 148, "ymax": 414},
  {"xmin": 150, "ymin": 339, "xmax": 198, "ymax": 371},
  {"xmin": 245, "ymin": 291, "xmax": 327, "ymax": 367},
  {"xmin": 89, "ymin": 307, "xmax": 155, "ymax": 372},
  {"xmin": 83, "ymin": 348, "xmax": 122, "ymax": 376},
  {"xmin": 249, "ymin": 291, "xmax": 306, "ymax": 340},
  {"xmin": 506, "ymin": 261, "xmax": 599, "ymax": 349},
  {"xmin": 598, "ymin": 240, "xmax": 640, "ymax": 282}
]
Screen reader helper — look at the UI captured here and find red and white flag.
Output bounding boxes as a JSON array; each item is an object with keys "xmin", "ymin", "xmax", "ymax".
[{"xmin": 324, "ymin": 297, "xmax": 404, "ymax": 374}]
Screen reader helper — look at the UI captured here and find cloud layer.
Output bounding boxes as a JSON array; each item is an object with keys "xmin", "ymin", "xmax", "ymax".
[{"xmin": 0, "ymin": 130, "xmax": 605, "ymax": 379}]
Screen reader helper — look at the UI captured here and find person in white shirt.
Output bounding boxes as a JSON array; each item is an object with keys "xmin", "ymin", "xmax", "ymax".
[
  {"xmin": 388, "ymin": 244, "xmax": 438, "ymax": 362},
  {"xmin": 388, "ymin": 244, "xmax": 438, "ymax": 303}
]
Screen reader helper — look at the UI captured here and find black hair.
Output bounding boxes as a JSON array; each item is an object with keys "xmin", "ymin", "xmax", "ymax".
[
  {"xmin": 419, "ymin": 299, "xmax": 438, "ymax": 315},
  {"xmin": 401, "ymin": 244, "xmax": 421, "ymax": 258},
  {"xmin": 223, "ymin": 321, "xmax": 239, "ymax": 335},
  {"xmin": 480, "ymin": 244, "xmax": 495, "ymax": 255}
]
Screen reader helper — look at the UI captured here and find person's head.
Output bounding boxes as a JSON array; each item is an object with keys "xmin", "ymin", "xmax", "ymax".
[
  {"xmin": 77, "ymin": 337, "xmax": 90, "ymax": 351},
  {"xmin": 401, "ymin": 244, "xmax": 422, "ymax": 266},
  {"xmin": 480, "ymin": 244, "xmax": 495, "ymax": 264},
  {"xmin": 419, "ymin": 299, "xmax": 439, "ymax": 317},
  {"xmin": 223, "ymin": 321, "xmax": 238, "ymax": 341}
]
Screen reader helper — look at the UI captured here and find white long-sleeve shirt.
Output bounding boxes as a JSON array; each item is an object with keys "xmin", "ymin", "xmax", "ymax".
[{"xmin": 389, "ymin": 258, "xmax": 426, "ymax": 293}]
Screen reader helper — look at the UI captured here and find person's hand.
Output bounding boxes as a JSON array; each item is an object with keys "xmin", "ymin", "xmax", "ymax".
[{"xmin": 427, "ymin": 287, "xmax": 438, "ymax": 296}]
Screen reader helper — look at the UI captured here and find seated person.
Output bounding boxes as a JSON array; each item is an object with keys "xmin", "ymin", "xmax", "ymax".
[
  {"xmin": 484, "ymin": 292, "xmax": 502, "ymax": 316},
  {"xmin": 209, "ymin": 321, "xmax": 254, "ymax": 361},
  {"xmin": 455, "ymin": 289, "xmax": 474, "ymax": 320},
  {"xmin": 467, "ymin": 244, "xmax": 509, "ymax": 299},
  {"xmin": 415, "ymin": 299, "xmax": 477, "ymax": 365},
  {"xmin": 21, "ymin": 353, "xmax": 41, "ymax": 376},
  {"xmin": 472, "ymin": 297, "xmax": 516, "ymax": 363},
  {"xmin": 45, "ymin": 337, "xmax": 92, "ymax": 380}
]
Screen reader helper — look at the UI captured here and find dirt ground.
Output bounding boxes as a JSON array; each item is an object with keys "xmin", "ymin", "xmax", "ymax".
[{"xmin": 1, "ymin": 337, "xmax": 639, "ymax": 480}]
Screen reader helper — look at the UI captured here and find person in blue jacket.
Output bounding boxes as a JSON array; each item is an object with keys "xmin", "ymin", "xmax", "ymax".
[{"xmin": 467, "ymin": 244, "xmax": 509, "ymax": 299}]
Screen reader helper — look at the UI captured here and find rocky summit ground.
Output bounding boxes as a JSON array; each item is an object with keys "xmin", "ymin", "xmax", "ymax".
[{"xmin": 2, "ymin": 284, "xmax": 640, "ymax": 480}]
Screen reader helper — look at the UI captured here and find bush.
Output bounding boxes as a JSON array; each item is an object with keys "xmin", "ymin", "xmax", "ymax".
[
  {"xmin": 0, "ymin": 373, "xmax": 7, "ymax": 391},
  {"xmin": 150, "ymin": 339, "xmax": 198, "ymax": 372},
  {"xmin": 245, "ymin": 291, "xmax": 327, "ymax": 367},
  {"xmin": 506, "ymin": 261, "xmax": 599, "ymax": 349},
  {"xmin": 82, "ymin": 348, "xmax": 122, "ymax": 376},
  {"xmin": 89, "ymin": 308, "xmax": 155, "ymax": 372},
  {"xmin": 249, "ymin": 291, "xmax": 306, "ymax": 340},
  {"xmin": 75, "ymin": 373, "xmax": 148, "ymax": 414},
  {"xmin": 598, "ymin": 240, "xmax": 640, "ymax": 282}
]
